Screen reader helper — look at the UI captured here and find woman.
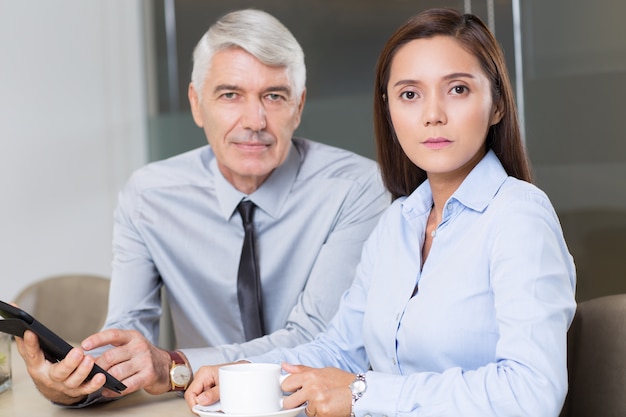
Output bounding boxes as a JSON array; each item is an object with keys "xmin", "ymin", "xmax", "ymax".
[{"xmin": 186, "ymin": 8, "xmax": 576, "ymax": 417}]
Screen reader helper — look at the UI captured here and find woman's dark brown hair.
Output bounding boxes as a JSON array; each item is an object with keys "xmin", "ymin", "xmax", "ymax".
[{"xmin": 373, "ymin": 8, "xmax": 533, "ymax": 200}]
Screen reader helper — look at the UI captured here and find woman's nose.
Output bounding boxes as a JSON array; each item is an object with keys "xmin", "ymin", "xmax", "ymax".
[{"xmin": 422, "ymin": 95, "xmax": 447, "ymax": 126}]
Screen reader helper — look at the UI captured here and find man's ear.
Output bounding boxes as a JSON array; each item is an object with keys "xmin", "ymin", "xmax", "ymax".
[
  {"xmin": 188, "ymin": 83, "xmax": 203, "ymax": 128},
  {"xmin": 293, "ymin": 89, "xmax": 307, "ymax": 130}
]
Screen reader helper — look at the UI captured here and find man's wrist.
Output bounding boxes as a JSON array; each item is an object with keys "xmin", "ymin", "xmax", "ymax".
[{"xmin": 167, "ymin": 350, "xmax": 193, "ymax": 391}]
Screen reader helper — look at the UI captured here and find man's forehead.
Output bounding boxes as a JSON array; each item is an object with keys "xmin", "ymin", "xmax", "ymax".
[{"xmin": 205, "ymin": 47, "xmax": 292, "ymax": 93}]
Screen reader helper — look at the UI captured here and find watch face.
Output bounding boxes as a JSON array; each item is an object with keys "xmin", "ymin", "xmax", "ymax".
[
  {"xmin": 171, "ymin": 364, "xmax": 192, "ymax": 385},
  {"xmin": 350, "ymin": 379, "xmax": 366, "ymax": 394}
]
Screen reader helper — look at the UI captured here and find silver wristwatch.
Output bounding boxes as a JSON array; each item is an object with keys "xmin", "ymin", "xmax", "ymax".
[{"xmin": 349, "ymin": 373, "xmax": 367, "ymax": 417}]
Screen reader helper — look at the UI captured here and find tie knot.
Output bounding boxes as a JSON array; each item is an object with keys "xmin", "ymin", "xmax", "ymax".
[{"xmin": 237, "ymin": 200, "xmax": 256, "ymax": 225}]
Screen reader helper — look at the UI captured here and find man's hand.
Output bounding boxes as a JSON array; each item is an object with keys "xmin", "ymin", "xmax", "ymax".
[
  {"xmin": 15, "ymin": 330, "xmax": 105, "ymax": 405},
  {"xmin": 82, "ymin": 328, "xmax": 172, "ymax": 396},
  {"xmin": 15, "ymin": 327, "xmax": 175, "ymax": 405}
]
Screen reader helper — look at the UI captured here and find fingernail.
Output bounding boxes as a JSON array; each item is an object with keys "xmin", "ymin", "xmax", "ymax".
[{"xmin": 69, "ymin": 350, "xmax": 82, "ymax": 361}]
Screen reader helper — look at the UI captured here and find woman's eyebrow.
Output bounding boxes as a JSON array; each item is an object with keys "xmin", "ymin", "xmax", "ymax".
[{"xmin": 392, "ymin": 72, "xmax": 476, "ymax": 88}]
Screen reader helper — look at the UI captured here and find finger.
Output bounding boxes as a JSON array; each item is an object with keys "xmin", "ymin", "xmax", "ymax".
[
  {"xmin": 184, "ymin": 387, "xmax": 199, "ymax": 409},
  {"xmin": 101, "ymin": 372, "xmax": 140, "ymax": 398},
  {"xmin": 81, "ymin": 328, "xmax": 132, "ymax": 351},
  {"xmin": 282, "ymin": 388, "xmax": 309, "ymax": 410},
  {"xmin": 185, "ymin": 369, "xmax": 220, "ymax": 407},
  {"xmin": 49, "ymin": 350, "xmax": 91, "ymax": 387},
  {"xmin": 195, "ymin": 385, "xmax": 221, "ymax": 406},
  {"xmin": 92, "ymin": 331, "xmax": 147, "ymax": 372},
  {"xmin": 15, "ymin": 330, "xmax": 43, "ymax": 362},
  {"xmin": 305, "ymin": 404, "xmax": 316, "ymax": 417}
]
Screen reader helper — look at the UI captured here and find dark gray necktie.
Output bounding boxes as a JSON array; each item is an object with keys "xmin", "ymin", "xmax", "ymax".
[{"xmin": 236, "ymin": 200, "xmax": 265, "ymax": 340}]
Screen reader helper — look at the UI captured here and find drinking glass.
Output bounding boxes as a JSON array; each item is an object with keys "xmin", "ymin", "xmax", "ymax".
[{"xmin": 0, "ymin": 332, "xmax": 11, "ymax": 394}]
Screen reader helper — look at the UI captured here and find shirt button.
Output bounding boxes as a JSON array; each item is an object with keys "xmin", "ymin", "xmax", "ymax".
[
  {"xmin": 391, "ymin": 357, "xmax": 397, "ymax": 365},
  {"xmin": 364, "ymin": 414, "xmax": 372, "ymax": 417}
]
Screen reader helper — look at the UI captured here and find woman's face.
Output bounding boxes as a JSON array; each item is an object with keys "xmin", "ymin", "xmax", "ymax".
[{"xmin": 387, "ymin": 36, "xmax": 502, "ymax": 181}]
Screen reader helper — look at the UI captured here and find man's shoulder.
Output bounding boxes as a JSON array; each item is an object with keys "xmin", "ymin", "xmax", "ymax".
[
  {"xmin": 293, "ymin": 138, "xmax": 378, "ymax": 180},
  {"xmin": 128, "ymin": 145, "xmax": 213, "ymax": 190}
]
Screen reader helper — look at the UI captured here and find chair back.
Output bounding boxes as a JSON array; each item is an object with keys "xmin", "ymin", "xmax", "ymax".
[
  {"xmin": 560, "ymin": 294, "xmax": 626, "ymax": 417},
  {"xmin": 14, "ymin": 274, "xmax": 110, "ymax": 344}
]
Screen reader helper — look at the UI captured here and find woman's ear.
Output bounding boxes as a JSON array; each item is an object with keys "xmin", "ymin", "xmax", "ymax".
[{"xmin": 490, "ymin": 101, "xmax": 504, "ymax": 126}]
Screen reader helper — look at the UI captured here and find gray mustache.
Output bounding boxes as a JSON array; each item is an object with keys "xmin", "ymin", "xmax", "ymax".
[{"xmin": 231, "ymin": 131, "xmax": 273, "ymax": 145}]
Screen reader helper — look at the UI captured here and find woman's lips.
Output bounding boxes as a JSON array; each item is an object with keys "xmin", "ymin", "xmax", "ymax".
[{"xmin": 423, "ymin": 137, "xmax": 452, "ymax": 150}]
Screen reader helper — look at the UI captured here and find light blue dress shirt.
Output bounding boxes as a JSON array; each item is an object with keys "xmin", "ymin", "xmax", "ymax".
[
  {"xmin": 104, "ymin": 138, "xmax": 389, "ymax": 370},
  {"xmin": 249, "ymin": 150, "xmax": 577, "ymax": 417}
]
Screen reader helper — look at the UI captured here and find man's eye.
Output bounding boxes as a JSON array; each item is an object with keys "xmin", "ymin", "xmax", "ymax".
[
  {"xmin": 266, "ymin": 93, "xmax": 283, "ymax": 101},
  {"xmin": 222, "ymin": 92, "xmax": 237, "ymax": 99}
]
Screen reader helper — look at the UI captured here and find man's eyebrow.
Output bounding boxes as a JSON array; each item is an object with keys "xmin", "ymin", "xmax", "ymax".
[
  {"xmin": 213, "ymin": 84, "xmax": 241, "ymax": 94},
  {"xmin": 392, "ymin": 72, "xmax": 476, "ymax": 88},
  {"xmin": 264, "ymin": 85, "xmax": 292, "ymax": 95},
  {"xmin": 212, "ymin": 84, "xmax": 292, "ymax": 95}
]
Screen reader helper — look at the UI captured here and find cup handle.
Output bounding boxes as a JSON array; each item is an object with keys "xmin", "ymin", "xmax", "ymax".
[
  {"xmin": 279, "ymin": 373, "xmax": 291, "ymax": 384},
  {"xmin": 279, "ymin": 373, "xmax": 292, "ymax": 409}
]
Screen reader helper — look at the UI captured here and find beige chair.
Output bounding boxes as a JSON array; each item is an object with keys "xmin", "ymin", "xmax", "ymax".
[
  {"xmin": 559, "ymin": 294, "xmax": 626, "ymax": 417},
  {"xmin": 14, "ymin": 274, "xmax": 110, "ymax": 344}
]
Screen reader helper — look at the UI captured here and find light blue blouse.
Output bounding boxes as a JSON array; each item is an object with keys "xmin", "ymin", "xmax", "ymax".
[{"xmin": 249, "ymin": 150, "xmax": 577, "ymax": 417}]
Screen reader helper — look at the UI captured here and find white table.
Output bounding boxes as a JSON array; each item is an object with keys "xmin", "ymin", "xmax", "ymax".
[{"xmin": 0, "ymin": 341, "xmax": 194, "ymax": 416}]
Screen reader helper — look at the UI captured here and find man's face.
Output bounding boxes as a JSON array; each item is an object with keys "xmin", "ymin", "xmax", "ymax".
[{"xmin": 189, "ymin": 47, "xmax": 306, "ymax": 194}]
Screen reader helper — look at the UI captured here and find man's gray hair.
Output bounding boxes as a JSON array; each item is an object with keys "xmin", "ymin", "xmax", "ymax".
[{"xmin": 191, "ymin": 9, "xmax": 306, "ymax": 102}]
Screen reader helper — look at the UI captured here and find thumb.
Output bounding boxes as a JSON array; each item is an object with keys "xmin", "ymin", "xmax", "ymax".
[{"xmin": 281, "ymin": 362, "xmax": 309, "ymax": 374}]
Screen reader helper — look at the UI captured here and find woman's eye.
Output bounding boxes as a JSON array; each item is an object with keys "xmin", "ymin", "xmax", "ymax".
[
  {"xmin": 451, "ymin": 85, "xmax": 468, "ymax": 95},
  {"xmin": 400, "ymin": 91, "xmax": 417, "ymax": 100}
]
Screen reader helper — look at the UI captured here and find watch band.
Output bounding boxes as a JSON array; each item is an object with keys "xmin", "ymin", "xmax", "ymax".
[
  {"xmin": 168, "ymin": 350, "xmax": 192, "ymax": 391},
  {"xmin": 349, "ymin": 373, "xmax": 367, "ymax": 417}
]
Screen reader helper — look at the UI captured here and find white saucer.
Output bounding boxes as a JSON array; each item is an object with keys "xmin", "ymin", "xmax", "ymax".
[{"xmin": 193, "ymin": 402, "xmax": 306, "ymax": 417}]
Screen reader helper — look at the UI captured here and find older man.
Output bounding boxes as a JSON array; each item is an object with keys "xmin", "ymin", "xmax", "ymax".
[{"xmin": 15, "ymin": 8, "xmax": 388, "ymax": 406}]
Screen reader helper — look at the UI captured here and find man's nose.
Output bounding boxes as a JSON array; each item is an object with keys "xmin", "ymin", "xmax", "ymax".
[{"xmin": 242, "ymin": 99, "xmax": 267, "ymax": 131}]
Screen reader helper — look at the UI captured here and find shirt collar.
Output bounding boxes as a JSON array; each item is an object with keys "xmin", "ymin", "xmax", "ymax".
[
  {"xmin": 213, "ymin": 141, "xmax": 300, "ymax": 220},
  {"xmin": 402, "ymin": 149, "xmax": 508, "ymax": 218}
]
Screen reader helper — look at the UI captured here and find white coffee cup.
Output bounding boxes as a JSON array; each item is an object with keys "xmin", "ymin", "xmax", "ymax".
[{"xmin": 219, "ymin": 363, "xmax": 288, "ymax": 414}]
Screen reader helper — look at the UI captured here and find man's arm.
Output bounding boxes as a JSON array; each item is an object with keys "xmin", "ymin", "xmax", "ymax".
[{"xmin": 182, "ymin": 168, "xmax": 389, "ymax": 369}]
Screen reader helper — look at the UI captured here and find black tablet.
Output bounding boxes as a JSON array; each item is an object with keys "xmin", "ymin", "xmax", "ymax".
[{"xmin": 0, "ymin": 300, "xmax": 126, "ymax": 393}]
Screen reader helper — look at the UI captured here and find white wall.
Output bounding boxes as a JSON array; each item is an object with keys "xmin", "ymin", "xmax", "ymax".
[{"xmin": 0, "ymin": 0, "xmax": 147, "ymax": 301}]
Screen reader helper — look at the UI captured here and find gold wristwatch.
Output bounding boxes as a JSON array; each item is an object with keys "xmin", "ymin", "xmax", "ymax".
[{"xmin": 168, "ymin": 350, "xmax": 192, "ymax": 391}]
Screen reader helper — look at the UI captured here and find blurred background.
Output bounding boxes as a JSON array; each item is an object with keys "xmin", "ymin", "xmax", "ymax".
[{"xmin": 1, "ymin": 0, "xmax": 625, "ymax": 303}]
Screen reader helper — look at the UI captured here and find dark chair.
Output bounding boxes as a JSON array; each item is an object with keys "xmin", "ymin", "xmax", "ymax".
[{"xmin": 559, "ymin": 294, "xmax": 626, "ymax": 417}]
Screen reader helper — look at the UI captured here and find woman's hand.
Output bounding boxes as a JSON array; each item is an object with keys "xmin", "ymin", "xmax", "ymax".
[
  {"xmin": 185, "ymin": 362, "xmax": 247, "ymax": 410},
  {"xmin": 281, "ymin": 363, "xmax": 354, "ymax": 417}
]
